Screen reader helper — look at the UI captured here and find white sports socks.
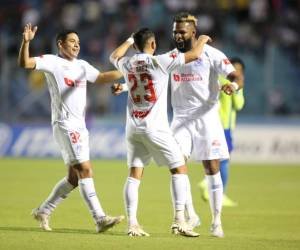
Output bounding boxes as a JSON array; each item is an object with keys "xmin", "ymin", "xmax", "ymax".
[
  {"xmin": 185, "ymin": 175, "xmax": 198, "ymax": 219},
  {"xmin": 206, "ymin": 172, "xmax": 223, "ymax": 225},
  {"xmin": 40, "ymin": 177, "xmax": 75, "ymax": 214},
  {"xmin": 171, "ymin": 174, "xmax": 188, "ymax": 222},
  {"xmin": 124, "ymin": 177, "xmax": 140, "ymax": 226},
  {"xmin": 78, "ymin": 177, "xmax": 105, "ymax": 221}
]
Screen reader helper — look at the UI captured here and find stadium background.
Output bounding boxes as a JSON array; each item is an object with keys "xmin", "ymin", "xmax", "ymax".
[
  {"xmin": 0, "ymin": 1, "xmax": 299, "ymax": 250},
  {"xmin": 0, "ymin": 0, "xmax": 299, "ymax": 162}
]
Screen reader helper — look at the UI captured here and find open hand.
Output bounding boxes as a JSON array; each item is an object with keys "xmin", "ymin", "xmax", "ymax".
[{"xmin": 23, "ymin": 23, "xmax": 38, "ymax": 42}]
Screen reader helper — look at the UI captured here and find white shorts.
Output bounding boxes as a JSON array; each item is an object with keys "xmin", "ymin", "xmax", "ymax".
[
  {"xmin": 53, "ymin": 123, "xmax": 90, "ymax": 166},
  {"xmin": 126, "ymin": 129, "xmax": 185, "ymax": 169},
  {"xmin": 171, "ymin": 109, "xmax": 229, "ymax": 161}
]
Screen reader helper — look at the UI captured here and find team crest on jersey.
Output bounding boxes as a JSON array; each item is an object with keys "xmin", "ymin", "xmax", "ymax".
[{"xmin": 194, "ymin": 58, "xmax": 203, "ymax": 66}]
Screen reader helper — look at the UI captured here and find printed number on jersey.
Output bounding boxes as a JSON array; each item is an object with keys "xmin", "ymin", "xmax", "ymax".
[
  {"xmin": 69, "ymin": 131, "xmax": 80, "ymax": 143},
  {"xmin": 128, "ymin": 73, "xmax": 157, "ymax": 104}
]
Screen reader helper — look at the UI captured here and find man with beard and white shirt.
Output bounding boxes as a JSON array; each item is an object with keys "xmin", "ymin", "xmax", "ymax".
[{"xmin": 169, "ymin": 12, "xmax": 243, "ymax": 238}]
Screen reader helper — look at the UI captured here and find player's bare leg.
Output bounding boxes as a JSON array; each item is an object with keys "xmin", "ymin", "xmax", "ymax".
[{"xmin": 203, "ymin": 159, "xmax": 224, "ymax": 237}]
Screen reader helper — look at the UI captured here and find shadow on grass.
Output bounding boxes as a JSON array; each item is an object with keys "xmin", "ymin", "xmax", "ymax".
[{"xmin": 0, "ymin": 226, "xmax": 125, "ymax": 236}]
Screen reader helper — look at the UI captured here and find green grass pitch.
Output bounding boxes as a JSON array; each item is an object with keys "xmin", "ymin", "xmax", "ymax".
[{"xmin": 0, "ymin": 158, "xmax": 299, "ymax": 250}]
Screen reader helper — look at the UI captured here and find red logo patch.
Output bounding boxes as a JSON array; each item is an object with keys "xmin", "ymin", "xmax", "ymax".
[
  {"xmin": 169, "ymin": 53, "xmax": 177, "ymax": 59},
  {"xmin": 223, "ymin": 58, "xmax": 231, "ymax": 65},
  {"xmin": 173, "ymin": 74, "xmax": 180, "ymax": 81},
  {"xmin": 64, "ymin": 77, "xmax": 75, "ymax": 87}
]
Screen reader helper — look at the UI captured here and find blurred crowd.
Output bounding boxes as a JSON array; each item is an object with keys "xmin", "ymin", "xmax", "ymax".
[{"xmin": 1, "ymin": 0, "xmax": 300, "ymax": 122}]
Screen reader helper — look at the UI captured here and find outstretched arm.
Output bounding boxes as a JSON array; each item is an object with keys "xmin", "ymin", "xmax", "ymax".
[
  {"xmin": 109, "ymin": 37, "xmax": 134, "ymax": 65},
  {"xmin": 184, "ymin": 35, "xmax": 212, "ymax": 64},
  {"xmin": 94, "ymin": 70, "xmax": 123, "ymax": 84},
  {"xmin": 18, "ymin": 23, "xmax": 38, "ymax": 69}
]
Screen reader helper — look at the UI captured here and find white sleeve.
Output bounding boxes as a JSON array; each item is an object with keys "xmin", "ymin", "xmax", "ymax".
[
  {"xmin": 210, "ymin": 48, "xmax": 235, "ymax": 76},
  {"xmin": 34, "ymin": 54, "xmax": 56, "ymax": 73},
  {"xmin": 82, "ymin": 60, "xmax": 100, "ymax": 83},
  {"xmin": 155, "ymin": 50, "xmax": 185, "ymax": 73}
]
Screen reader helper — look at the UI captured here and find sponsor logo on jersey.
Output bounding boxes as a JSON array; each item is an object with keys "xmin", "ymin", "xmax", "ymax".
[
  {"xmin": 173, "ymin": 73, "xmax": 202, "ymax": 82},
  {"xmin": 132, "ymin": 109, "xmax": 150, "ymax": 119},
  {"xmin": 64, "ymin": 77, "xmax": 86, "ymax": 88}
]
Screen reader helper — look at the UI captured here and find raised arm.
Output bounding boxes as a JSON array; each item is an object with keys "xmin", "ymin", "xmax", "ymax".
[
  {"xmin": 109, "ymin": 37, "xmax": 134, "ymax": 65},
  {"xmin": 18, "ymin": 23, "xmax": 38, "ymax": 69},
  {"xmin": 184, "ymin": 35, "xmax": 211, "ymax": 64}
]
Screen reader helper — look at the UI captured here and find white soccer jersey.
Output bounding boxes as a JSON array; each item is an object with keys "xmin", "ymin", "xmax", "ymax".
[
  {"xmin": 35, "ymin": 54, "xmax": 99, "ymax": 127},
  {"xmin": 114, "ymin": 52, "xmax": 185, "ymax": 132},
  {"xmin": 170, "ymin": 44, "xmax": 235, "ymax": 118}
]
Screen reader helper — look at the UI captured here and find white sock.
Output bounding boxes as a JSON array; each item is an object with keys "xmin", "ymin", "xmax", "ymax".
[
  {"xmin": 206, "ymin": 172, "xmax": 223, "ymax": 225},
  {"xmin": 78, "ymin": 178, "xmax": 105, "ymax": 222},
  {"xmin": 124, "ymin": 177, "xmax": 140, "ymax": 226},
  {"xmin": 185, "ymin": 176, "xmax": 198, "ymax": 219},
  {"xmin": 171, "ymin": 174, "xmax": 188, "ymax": 222},
  {"xmin": 40, "ymin": 177, "xmax": 75, "ymax": 215}
]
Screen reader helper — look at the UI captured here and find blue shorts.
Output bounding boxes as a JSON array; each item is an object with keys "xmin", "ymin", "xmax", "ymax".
[{"xmin": 224, "ymin": 129, "xmax": 233, "ymax": 153}]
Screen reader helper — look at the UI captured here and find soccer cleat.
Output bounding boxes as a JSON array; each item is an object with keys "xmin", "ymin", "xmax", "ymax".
[
  {"xmin": 31, "ymin": 208, "xmax": 52, "ymax": 231},
  {"xmin": 210, "ymin": 224, "xmax": 224, "ymax": 238},
  {"xmin": 96, "ymin": 215, "xmax": 125, "ymax": 233},
  {"xmin": 198, "ymin": 179, "xmax": 209, "ymax": 202},
  {"xmin": 128, "ymin": 224, "xmax": 150, "ymax": 237},
  {"xmin": 171, "ymin": 221, "xmax": 200, "ymax": 237},
  {"xmin": 222, "ymin": 194, "xmax": 238, "ymax": 207},
  {"xmin": 187, "ymin": 216, "xmax": 201, "ymax": 230}
]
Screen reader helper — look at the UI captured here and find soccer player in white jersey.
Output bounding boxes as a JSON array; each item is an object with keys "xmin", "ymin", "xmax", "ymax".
[
  {"xmin": 18, "ymin": 23, "xmax": 124, "ymax": 233},
  {"xmin": 109, "ymin": 28, "xmax": 211, "ymax": 237},
  {"xmin": 169, "ymin": 12, "xmax": 244, "ymax": 238}
]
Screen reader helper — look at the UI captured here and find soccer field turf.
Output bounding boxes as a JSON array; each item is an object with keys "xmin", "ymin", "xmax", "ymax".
[{"xmin": 0, "ymin": 158, "xmax": 299, "ymax": 250}]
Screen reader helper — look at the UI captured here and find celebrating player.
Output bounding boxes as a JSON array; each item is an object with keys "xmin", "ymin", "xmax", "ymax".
[
  {"xmin": 109, "ymin": 28, "xmax": 211, "ymax": 237},
  {"xmin": 18, "ymin": 23, "xmax": 124, "ymax": 233},
  {"xmin": 169, "ymin": 12, "xmax": 244, "ymax": 238},
  {"xmin": 199, "ymin": 57, "xmax": 245, "ymax": 207}
]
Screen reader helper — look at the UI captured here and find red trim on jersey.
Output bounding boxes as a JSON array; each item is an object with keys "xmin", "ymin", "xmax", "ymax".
[{"xmin": 223, "ymin": 58, "xmax": 231, "ymax": 65}]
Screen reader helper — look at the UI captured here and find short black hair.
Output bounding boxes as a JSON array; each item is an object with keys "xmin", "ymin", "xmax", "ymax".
[
  {"xmin": 55, "ymin": 30, "xmax": 79, "ymax": 47},
  {"xmin": 173, "ymin": 12, "xmax": 197, "ymax": 28},
  {"xmin": 133, "ymin": 28, "xmax": 155, "ymax": 52},
  {"xmin": 230, "ymin": 57, "xmax": 245, "ymax": 70}
]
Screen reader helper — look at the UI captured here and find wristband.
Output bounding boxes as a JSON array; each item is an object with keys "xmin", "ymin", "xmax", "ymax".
[
  {"xmin": 126, "ymin": 37, "xmax": 134, "ymax": 45},
  {"xmin": 231, "ymin": 82, "xmax": 239, "ymax": 91},
  {"xmin": 121, "ymin": 83, "xmax": 128, "ymax": 91}
]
